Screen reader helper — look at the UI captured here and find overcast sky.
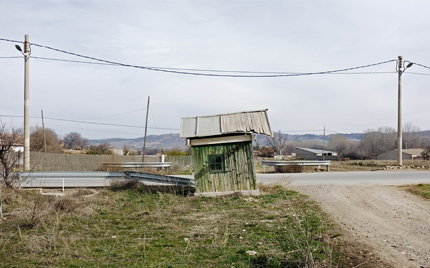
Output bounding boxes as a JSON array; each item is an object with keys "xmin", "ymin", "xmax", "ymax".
[{"xmin": 1, "ymin": 0, "xmax": 430, "ymax": 140}]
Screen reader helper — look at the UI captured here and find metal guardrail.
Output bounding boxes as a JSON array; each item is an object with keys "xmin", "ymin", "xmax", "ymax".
[
  {"xmin": 102, "ymin": 162, "xmax": 171, "ymax": 170},
  {"xmin": 17, "ymin": 171, "xmax": 194, "ymax": 189},
  {"xmin": 261, "ymin": 160, "xmax": 331, "ymax": 172},
  {"xmin": 125, "ymin": 172, "xmax": 195, "ymax": 188}
]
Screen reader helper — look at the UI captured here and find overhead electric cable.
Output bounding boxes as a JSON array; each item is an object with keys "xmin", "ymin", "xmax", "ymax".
[
  {"xmin": 0, "ymin": 114, "xmax": 179, "ymax": 131},
  {"xmin": 411, "ymin": 62, "xmax": 430, "ymax": 70},
  {"xmin": 279, "ymin": 129, "xmax": 324, "ymax": 133},
  {"xmin": 31, "ymin": 57, "xmax": 395, "ymax": 75},
  {"xmin": 28, "ymin": 41, "xmax": 396, "ymax": 77},
  {"xmin": 0, "ymin": 38, "xmax": 22, "ymax": 43},
  {"xmin": 406, "ymin": 72, "xmax": 430, "ymax": 76},
  {"xmin": 43, "ymin": 117, "xmax": 179, "ymax": 131},
  {"xmin": 81, "ymin": 108, "xmax": 146, "ymax": 120},
  {"xmin": 0, "ymin": 37, "xmax": 399, "ymax": 77},
  {"xmin": 47, "ymin": 123, "xmax": 151, "ymax": 136}
]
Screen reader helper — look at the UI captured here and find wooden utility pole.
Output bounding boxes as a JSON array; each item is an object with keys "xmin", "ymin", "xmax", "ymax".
[
  {"xmin": 142, "ymin": 96, "xmax": 150, "ymax": 162},
  {"xmin": 322, "ymin": 126, "xmax": 326, "ymax": 161},
  {"xmin": 41, "ymin": 110, "xmax": 47, "ymax": 153}
]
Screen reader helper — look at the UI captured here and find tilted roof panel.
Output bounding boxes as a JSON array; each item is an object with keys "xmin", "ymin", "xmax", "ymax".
[{"xmin": 180, "ymin": 109, "xmax": 272, "ymax": 138}]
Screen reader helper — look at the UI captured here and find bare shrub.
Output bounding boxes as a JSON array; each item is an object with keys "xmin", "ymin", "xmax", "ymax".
[
  {"xmin": 109, "ymin": 179, "xmax": 144, "ymax": 192},
  {"xmin": 53, "ymin": 197, "xmax": 80, "ymax": 213},
  {"xmin": 277, "ymin": 164, "xmax": 303, "ymax": 173},
  {"xmin": 0, "ymin": 123, "xmax": 23, "ymax": 188},
  {"xmin": 23, "ymin": 194, "xmax": 55, "ymax": 228},
  {"xmin": 68, "ymin": 188, "xmax": 96, "ymax": 198}
]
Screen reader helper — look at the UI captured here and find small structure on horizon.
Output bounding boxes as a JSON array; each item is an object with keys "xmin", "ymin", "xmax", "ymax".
[
  {"xmin": 180, "ymin": 109, "xmax": 272, "ymax": 196},
  {"xmin": 377, "ymin": 149, "xmax": 424, "ymax": 160},
  {"xmin": 296, "ymin": 147, "xmax": 338, "ymax": 160}
]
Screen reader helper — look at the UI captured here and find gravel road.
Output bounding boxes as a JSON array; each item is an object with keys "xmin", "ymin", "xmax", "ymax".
[{"xmin": 293, "ymin": 184, "xmax": 430, "ymax": 267}]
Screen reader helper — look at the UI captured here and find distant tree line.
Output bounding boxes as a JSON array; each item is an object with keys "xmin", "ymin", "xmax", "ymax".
[{"xmin": 258, "ymin": 123, "xmax": 430, "ymax": 159}]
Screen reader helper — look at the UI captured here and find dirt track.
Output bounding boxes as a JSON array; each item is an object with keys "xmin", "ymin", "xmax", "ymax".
[{"xmin": 292, "ymin": 185, "xmax": 430, "ymax": 267}]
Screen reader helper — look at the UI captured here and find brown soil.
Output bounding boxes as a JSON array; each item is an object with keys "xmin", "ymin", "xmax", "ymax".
[{"xmin": 292, "ymin": 185, "xmax": 430, "ymax": 268}]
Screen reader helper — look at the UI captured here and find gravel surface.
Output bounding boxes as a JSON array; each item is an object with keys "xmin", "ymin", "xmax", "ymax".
[{"xmin": 292, "ymin": 185, "xmax": 430, "ymax": 268}]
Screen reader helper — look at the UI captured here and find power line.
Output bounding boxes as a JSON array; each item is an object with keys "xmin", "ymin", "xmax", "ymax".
[
  {"xmin": 0, "ymin": 38, "xmax": 22, "ymax": 43},
  {"xmin": 43, "ymin": 117, "xmax": 179, "ymax": 130},
  {"xmin": 0, "ymin": 114, "xmax": 179, "ymax": 131},
  {"xmin": 279, "ymin": 129, "xmax": 324, "ymax": 133},
  {"xmin": 30, "ymin": 56, "xmax": 396, "ymax": 75},
  {"xmin": 0, "ymin": 37, "xmax": 402, "ymax": 77},
  {"xmin": 3, "ymin": 37, "xmax": 430, "ymax": 77},
  {"xmin": 411, "ymin": 62, "xmax": 430, "ymax": 70},
  {"xmin": 27, "ymin": 41, "xmax": 397, "ymax": 77},
  {"xmin": 407, "ymin": 72, "xmax": 430, "ymax": 76},
  {"xmin": 46, "ymin": 122, "xmax": 149, "ymax": 137},
  {"xmin": 81, "ymin": 108, "xmax": 147, "ymax": 120}
]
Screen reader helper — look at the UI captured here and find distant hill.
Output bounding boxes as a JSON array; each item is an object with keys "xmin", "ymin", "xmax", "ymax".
[
  {"xmin": 90, "ymin": 133, "xmax": 187, "ymax": 151},
  {"xmin": 89, "ymin": 132, "xmax": 364, "ymax": 150}
]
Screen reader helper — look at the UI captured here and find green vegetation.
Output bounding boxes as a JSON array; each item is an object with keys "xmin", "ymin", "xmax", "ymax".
[
  {"xmin": 0, "ymin": 183, "xmax": 370, "ymax": 267},
  {"xmin": 406, "ymin": 183, "xmax": 430, "ymax": 199}
]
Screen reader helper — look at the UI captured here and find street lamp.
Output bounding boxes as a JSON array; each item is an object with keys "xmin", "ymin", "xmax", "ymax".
[
  {"xmin": 396, "ymin": 56, "xmax": 413, "ymax": 166},
  {"xmin": 15, "ymin": 35, "xmax": 30, "ymax": 170}
]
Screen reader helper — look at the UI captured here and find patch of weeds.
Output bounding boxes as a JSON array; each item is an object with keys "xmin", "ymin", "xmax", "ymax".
[
  {"xmin": 0, "ymin": 184, "xmax": 386, "ymax": 267},
  {"xmin": 405, "ymin": 184, "xmax": 430, "ymax": 200}
]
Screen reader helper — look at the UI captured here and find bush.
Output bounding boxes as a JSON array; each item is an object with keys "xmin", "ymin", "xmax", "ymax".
[
  {"xmin": 256, "ymin": 146, "xmax": 275, "ymax": 157},
  {"xmin": 166, "ymin": 148, "xmax": 190, "ymax": 156},
  {"xmin": 276, "ymin": 164, "xmax": 303, "ymax": 173}
]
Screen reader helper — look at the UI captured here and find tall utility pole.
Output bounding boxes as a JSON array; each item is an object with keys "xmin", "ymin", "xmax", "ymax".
[
  {"xmin": 15, "ymin": 35, "xmax": 31, "ymax": 170},
  {"xmin": 396, "ymin": 56, "xmax": 413, "ymax": 166},
  {"xmin": 24, "ymin": 35, "xmax": 30, "ymax": 170},
  {"xmin": 20, "ymin": 35, "xmax": 31, "ymax": 170},
  {"xmin": 142, "ymin": 96, "xmax": 150, "ymax": 162},
  {"xmin": 397, "ymin": 56, "xmax": 403, "ymax": 166},
  {"xmin": 41, "ymin": 110, "xmax": 47, "ymax": 153}
]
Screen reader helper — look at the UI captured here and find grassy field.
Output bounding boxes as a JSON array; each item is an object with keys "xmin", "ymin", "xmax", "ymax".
[{"xmin": 0, "ymin": 181, "xmax": 384, "ymax": 268}]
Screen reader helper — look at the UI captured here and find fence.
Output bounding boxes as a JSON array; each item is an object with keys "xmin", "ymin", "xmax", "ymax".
[
  {"xmin": 166, "ymin": 155, "xmax": 193, "ymax": 167},
  {"xmin": 30, "ymin": 152, "xmax": 160, "ymax": 171}
]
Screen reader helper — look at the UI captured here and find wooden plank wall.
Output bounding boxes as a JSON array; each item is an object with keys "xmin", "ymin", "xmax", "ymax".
[{"xmin": 191, "ymin": 141, "xmax": 257, "ymax": 193}]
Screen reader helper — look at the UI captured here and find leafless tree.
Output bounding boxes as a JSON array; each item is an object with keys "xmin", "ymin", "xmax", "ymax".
[
  {"xmin": 30, "ymin": 126, "xmax": 63, "ymax": 153},
  {"xmin": 359, "ymin": 127, "xmax": 396, "ymax": 158},
  {"xmin": 403, "ymin": 122, "xmax": 421, "ymax": 149},
  {"xmin": 63, "ymin": 132, "xmax": 88, "ymax": 150},
  {"xmin": 0, "ymin": 123, "xmax": 23, "ymax": 188},
  {"xmin": 265, "ymin": 131, "xmax": 288, "ymax": 155},
  {"xmin": 327, "ymin": 135, "xmax": 348, "ymax": 155}
]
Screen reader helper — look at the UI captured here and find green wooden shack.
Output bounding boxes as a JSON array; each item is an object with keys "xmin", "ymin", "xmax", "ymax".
[{"xmin": 180, "ymin": 110, "xmax": 272, "ymax": 196}]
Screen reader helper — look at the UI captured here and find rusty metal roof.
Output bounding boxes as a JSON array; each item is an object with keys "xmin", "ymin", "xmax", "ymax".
[{"xmin": 180, "ymin": 109, "xmax": 272, "ymax": 138}]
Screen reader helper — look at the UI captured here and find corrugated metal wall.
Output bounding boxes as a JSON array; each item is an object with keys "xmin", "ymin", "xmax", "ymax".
[{"xmin": 191, "ymin": 141, "xmax": 257, "ymax": 193}]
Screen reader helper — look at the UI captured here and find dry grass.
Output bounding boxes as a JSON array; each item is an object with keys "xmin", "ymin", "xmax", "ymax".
[
  {"xmin": 0, "ymin": 183, "xmax": 390, "ymax": 267},
  {"xmin": 330, "ymin": 159, "xmax": 430, "ymax": 171}
]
